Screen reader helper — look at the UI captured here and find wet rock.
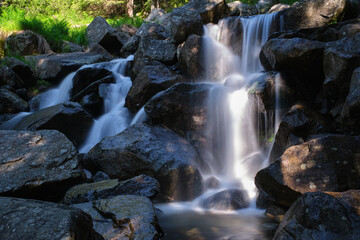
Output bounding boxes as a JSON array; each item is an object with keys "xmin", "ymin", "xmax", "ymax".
[
  {"xmin": 323, "ymin": 33, "xmax": 360, "ymax": 105},
  {"xmin": 256, "ymin": 135, "xmax": 360, "ymax": 207},
  {"xmin": 279, "ymin": 0, "xmax": 347, "ymax": 31},
  {"xmin": 135, "ymin": 38, "xmax": 176, "ymax": 65},
  {"xmin": 15, "ymin": 102, "xmax": 93, "ymax": 147},
  {"xmin": 341, "ymin": 67, "xmax": 360, "ymax": 132},
  {"xmin": 273, "ymin": 191, "xmax": 360, "ymax": 240},
  {"xmin": 0, "ymin": 57, "xmax": 35, "ymax": 88},
  {"xmin": 80, "ymin": 93, "xmax": 103, "ymax": 118},
  {"xmin": 4, "ymin": 30, "xmax": 52, "ymax": 56},
  {"xmin": 185, "ymin": 0, "xmax": 227, "ymax": 24},
  {"xmin": 125, "ymin": 63, "xmax": 187, "ymax": 113},
  {"xmin": 178, "ymin": 34, "xmax": 205, "ymax": 79},
  {"xmin": 71, "ymin": 67, "xmax": 113, "ymax": 97},
  {"xmin": 0, "ymin": 130, "xmax": 84, "ymax": 201},
  {"xmin": 74, "ymin": 195, "xmax": 162, "ymax": 240},
  {"xmin": 269, "ymin": 102, "xmax": 324, "ymax": 163},
  {"xmin": 260, "ymin": 37, "xmax": 325, "ymax": 101},
  {"xmin": 0, "ymin": 197, "xmax": 102, "ymax": 240},
  {"xmin": 145, "ymin": 82, "xmax": 211, "ymax": 138},
  {"xmin": 265, "ymin": 204, "xmax": 287, "ymax": 223},
  {"xmin": 25, "ymin": 52, "xmax": 110, "ymax": 83},
  {"xmin": 0, "ymin": 66, "xmax": 22, "ymax": 89},
  {"xmin": 86, "ymin": 16, "xmax": 130, "ymax": 55},
  {"xmin": 70, "ymin": 75, "xmax": 114, "ymax": 104},
  {"xmin": 85, "ymin": 123, "xmax": 204, "ymax": 201},
  {"xmin": 205, "ymin": 176, "xmax": 221, "ymax": 189},
  {"xmin": 200, "ymin": 189, "xmax": 250, "ymax": 210},
  {"xmin": 248, "ymin": 72, "xmax": 294, "ymax": 112},
  {"xmin": 0, "ymin": 88, "xmax": 29, "ymax": 114},
  {"xmin": 344, "ymin": 0, "xmax": 360, "ymax": 20},
  {"xmin": 163, "ymin": 6, "xmax": 203, "ymax": 44},
  {"xmin": 63, "ymin": 175, "xmax": 159, "ymax": 204},
  {"xmin": 145, "ymin": 8, "xmax": 165, "ymax": 22}
]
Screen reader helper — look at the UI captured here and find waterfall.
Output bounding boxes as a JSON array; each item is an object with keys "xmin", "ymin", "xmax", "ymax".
[
  {"xmin": 202, "ymin": 13, "xmax": 279, "ymax": 199},
  {"xmin": 79, "ymin": 56, "xmax": 134, "ymax": 153}
]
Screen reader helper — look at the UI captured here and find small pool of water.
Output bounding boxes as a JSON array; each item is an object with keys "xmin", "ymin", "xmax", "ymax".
[{"xmin": 156, "ymin": 204, "xmax": 277, "ymax": 240}]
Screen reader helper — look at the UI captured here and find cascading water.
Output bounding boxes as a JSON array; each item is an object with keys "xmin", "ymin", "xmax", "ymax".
[
  {"xmin": 79, "ymin": 56, "xmax": 134, "ymax": 153},
  {"xmin": 157, "ymin": 12, "xmax": 282, "ymax": 240},
  {"xmin": 200, "ymin": 12, "xmax": 279, "ymax": 200}
]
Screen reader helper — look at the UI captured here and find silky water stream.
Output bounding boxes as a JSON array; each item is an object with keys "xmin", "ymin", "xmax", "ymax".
[
  {"xmin": 157, "ymin": 12, "xmax": 282, "ymax": 239},
  {"xmin": 0, "ymin": 12, "xmax": 282, "ymax": 240}
]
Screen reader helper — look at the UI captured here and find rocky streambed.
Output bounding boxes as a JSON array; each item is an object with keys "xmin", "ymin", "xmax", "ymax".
[{"xmin": 1, "ymin": 0, "xmax": 360, "ymax": 239}]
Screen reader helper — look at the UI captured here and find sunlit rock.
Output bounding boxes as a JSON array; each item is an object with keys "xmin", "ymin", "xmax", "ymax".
[{"xmin": 256, "ymin": 135, "xmax": 360, "ymax": 207}]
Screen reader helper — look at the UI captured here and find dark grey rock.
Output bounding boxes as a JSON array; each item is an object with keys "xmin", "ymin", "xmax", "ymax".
[
  {"xmin": 0, "ymin": 130, "xmax": 84, "ymax": 201},
  {"xmin": 74, "ymin": 195, "xmax": 162, "ymax": 240},
  {"xmin": 274, "ymin": 191, "xmax": 360, "ymax": 240},
  {"xmin": 5, "ymin": 30, "xmax": 52, "ymax": 56},
  {"xmin": 135, "ymin": 38, "xmax": 176, "ymax": 65},
  {"xmin": 200, "ymin": 188, "xmax": 250, "ymax": 210},
  {"xmin": 63, "ymin": 175, "xmax": 159, "ymax": 204},
  {"xmin": 15, "ymin": 102, "xmax": 94, "ymax": 147},
  {"xmin": 85, "ymin": 123, "xmax": 204, "ymax": 201},
  {"xmin": 0, "ymin": 88, "xmax": 28, "ymax": 114},
  {"xmin": 125, "ymin": 63, "xmax": 187, "ymax": 113},
  {"xmin": 0, "ymin": 197, "xmax": 102, "ymax": 240}
]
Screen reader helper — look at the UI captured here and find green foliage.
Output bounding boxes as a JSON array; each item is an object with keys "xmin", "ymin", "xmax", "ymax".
[
  {"xmin": 107, "ymin": 16, "xmax": 143, "ymax": 28},
  {"xmin": 280, "ymin": 0, "xmax": 299, "ymax": 5}
]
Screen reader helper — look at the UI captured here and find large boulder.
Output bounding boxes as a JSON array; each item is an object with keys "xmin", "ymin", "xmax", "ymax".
[
  {"xmin": 0, "ymin": 130, "xmax": 84, "ymax": 201},
  {"xmin": 162, "ymin": 6, "xmax": 203, "ymax": 44},
  {"xmin": 0, "ymin": 197, "xmax": 102, "ymax": 240},
  {"xmin": 63, "ymin": 175, "xmax": 159, "ymax": 204},
  {"xmin": 269, "ymin": 102, "xmax": 325, "ymax": 163},
  {"xmin": 323, "ymin": 33, "xmax": 360, "ymax": 105},
  {"xmin": 273, "ymin": 191, "xmax": 360, "ymax": 240},
  {"xmin": 25, "ymin": 52, "xmax": 110, "ymax": 83},
  {"xmin": 74, "ymin": 195, "xmax": 162, "ymax": 240},
  {"xmin": 260, "ymin": 37, "xmax": 325, "ymax": 101},
  {"xmin": 227, "ymin": 2, "xmax": 258, "ymax": 16},
  {"xmin": 255, "ymin": 135, "xmax": 360, "ymax": 207},
  {"xmin": 178, "ymin": 34, "xmax": 205, "ymax": 79},
  {"xmin": 15, "ymin": 102, "xmax": 93, "ymax": 147},
  {"xmin": 0, "ymin": 88, "xmax": 28, "ymax": 114},
  {"xmin": 0, "ymin": 57, "xmax": 35, "ymax": 88},
  {"xmin": 84, "ymin": 123, "xmax": 204, "ymax": 201},
  {"xmin": 279, "ymin": 0, "xmax": 347, "ymax": 31},
  {"xmin": 199, "ymin": 188, "xmax": 250, "ymax": 210},
  {"xmin": 86, "ymin": 16, "xmax": 130, "ymax": 55},
  {"xmin": 145, "ymin": 8, "xmax": 165, "ymax": 22},
  {"xmin": 4, "ymin": 30, "xmax": 52, "ymax": 56},
  {"xmin": 145, "ymin": 82, "xmax": 211, "ymax": 138},
  {"xmin": 341, "ymin": 67, "xmax": 360, "ymax": 132},
  {"xmin": 125, "ymin": 63, "xmax": 187, "ymax": 113},
  {"xmin": 135, "ymin": 38, "xmax": 176, "ymax": 65},
  {"xmin": 185, "ymin": 0, "xmax": 227, "ymax": 24}
]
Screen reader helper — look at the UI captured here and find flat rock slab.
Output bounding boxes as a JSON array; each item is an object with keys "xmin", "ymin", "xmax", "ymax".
[
  {"xmin": 63, "ymin": 174, "xmax": 160, "ymax": 204},
  {"xmin": 0, "ymin": 130, "xmax": 84, "ymax": 201},
  {"xmin": 74, "ymin": 195, "xmax": 162, "ymax": 240},
  {"xmin": 0, "ymin": 197, "xmax": 102, "ymax": 240}
]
